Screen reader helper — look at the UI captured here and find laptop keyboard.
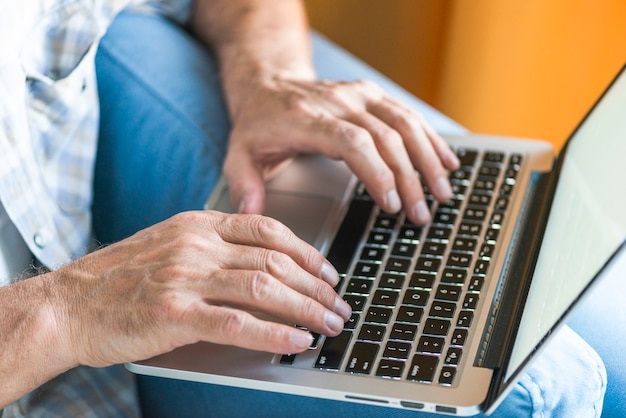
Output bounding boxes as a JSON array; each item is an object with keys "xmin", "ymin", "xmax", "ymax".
[{"xmin": 280, "ymin": 148, "xmax": 522, "ymax": 387}]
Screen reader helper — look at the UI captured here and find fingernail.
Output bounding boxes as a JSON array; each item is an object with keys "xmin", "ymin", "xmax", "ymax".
[
  {"xmin": 386, "ymin": 190, "xmax": 402, "ymax": 213},
  {"xmin": 321, "ymin": 262, "xmax": 339, "ymax": 287},
  {"xmin": 335, "ymin": 297, "xmax": 352, "ymax": 320},
  {"xmin": 237, "ymin": 198, "xmax": 246, "ymax": 214},
  {"xmin": 434, "ymin": 177, "xmax": 453, "ymax": 201},
  {"xmin": 325, "ymin": 311, "xmax": 345, "ymax": 333},
  {"xmin": 290, "ymin": 330, "xmax": 314, "ymax": 350},
  {"xmin": 412, "ymin": 200, "xmax": 431, "ymax": 224}
]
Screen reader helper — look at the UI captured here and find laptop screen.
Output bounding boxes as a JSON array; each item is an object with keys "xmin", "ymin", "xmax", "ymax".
[{"xmin": 505, "ymin": 65, "xmax": 626, "ymax": 381}]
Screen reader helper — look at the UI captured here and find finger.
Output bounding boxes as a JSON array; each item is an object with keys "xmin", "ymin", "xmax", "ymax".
[
  {"xmin": 223, "ymin": 145, "xmax": 266, "ymax": 214},
  {"xmin": 208, "ymin": 213, "xmax": 340, "ymax": 287},
  {"xmin": 344, "ymin": 112, "xmax": 432, "ymax": 224},
  {"xmin": 209, "ymin": 242, "xmax": 350, "ymax": 318},
  {"xmin": 198, "ymin": 269, "xmax": 348, "ymax": 335},
  {"xmin": 368, "ymin": 97, "xmax": 457, "ymax": 202},
  {"xmin": 194, "ymin": 305, "xmax": 317, "ymax": 354}
]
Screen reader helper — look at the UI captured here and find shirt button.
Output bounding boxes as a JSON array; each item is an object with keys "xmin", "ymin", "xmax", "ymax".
[{"xmin": 33, "ymin": 231, "xmax": 48, "ymax": 249}]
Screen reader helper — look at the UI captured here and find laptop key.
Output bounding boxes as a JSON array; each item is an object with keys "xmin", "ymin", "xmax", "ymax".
[
  {"xmin": 315, "ymin": 331, "xmax": 353, "ymax": 370},
  {"xmin": 407, "ymin": 354, "xmax": 439, "ymax": 383},
  {"xmin": 346, "ymin": 342, "xmax": 379, "ymax": 374},
  {"xmin": 383, "ymin": 340, "xmax": 412, "ymax": 359},
  {"xmin": 376, "ymin": 359, "xmax": 405, "ymax": 379}
]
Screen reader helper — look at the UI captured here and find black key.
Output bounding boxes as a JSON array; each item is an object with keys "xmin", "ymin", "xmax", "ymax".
[
  {"xmin": 415, "ymin": 256, "xmax": 442, "ymax": 273},
  {"xmin": 345, "ymin": 278, "xmax": 374, "ymax": 294},
  {"xmin": 417, "ymin": 336, "xmax": 445, "ymax": 354},
  {"xmin": 473, "ymin": 178, "xmax": 496, "ymax": 192},
  {"xmin": 433, "ymin": 211, "xmax": 457, "ymax": 226},
  {"xmin": 360, "ymin": 246, "xmax": 385, "ymax": 262},
  {"xmin": 385, "ymin": 257, "xmax": 411, "ymax": 274},
  {"xmin": 468, "ymin": 193, "xmax": 492, "ymax": 207},
  {"xmin": 343, "ymin": 294, "xmax": 367, "ymax": 312},
  {"xmin": 478, "ymin": 165, "xmax": 501, "ymax": 178},
  {"xmin": 365, "ymin": 306, "xmax": 393, "ymax": 324},
  {"xmin": 376, "ymin": 359, "xmax": 405, "ymax": 378},
  {"xmin": 445, "ymin": 347, "xmax": 463, "ymax": 365},
  {"xmin": 373, "ymin": 214, "xmax": 397, "ymax": 230},
  {"xmin": 456, "ymin": 148, "xmax": 478, "ymax": 167},
  {"xmin": 353, "ymin": 262, "xmax": 379, "ymax": 278},
  {"xmin": 439, "ymin": 366, "xmax": 457, "ymax": 385},
  {"xmin": 450, "ymin": 168, "xmax": 473, "ymax": 182},
  {"xmin": 345, "ymin": 313, "xmax": 360, "ymax": 330},
  {"xmin": 396, "ymin": 305, "xmax": 424, "ymax": 323},
  {"xmin": 389, "ymin": 323, "xmax": 418, "ymax": 341},
  {"xmin": 345, "ymin": 342, "xmax": 379, "ymax": 374},
  {"xmin": 310, "ymin": 332, "xmax": 322, "ymax": 349},
  {"xmin": 468, "ymin": 276, "xmax": 484, "ymax": 292},
  {"xmin": 435, "ymin": 284, "xmax": 463, "ymax": 302},
  {"xmin": 407, "ymin": 354, "xmax": 439, "ymax": 382},
  {"xmin": 429, "ymin": 300, "xmax": 456, "ymax": 318},
  {"xmin": 383, "ymin": 340, "xmax": 412, "ymax": 359},
  {"xmin": 450, "ymin": 328, "xmax": 469, "ymax": 346},
  {"xmin": 421, "ymin": 241, "xmax": 446, "ymax": 257},
  {"xmin": 379, "ymin": 273, "xmax": 405, "ymax": 290},
  {"xmin": 358, "ymin": 324, "xmax": 387, "ymax": 342},
  {"xmin": 451, "ymin": 182, "xmax": 468, "ymax": 196},
  {"xmin": 458, "ymin": 222, "xmax": 482, "ymax": 237},
  {"xmin": 456, "ymin": 310, "xmax": 474, "ymax": 328},
  {"xmin": 463, "ymin": 208, "xmax": 487, "ymax": 222},
  {"xmin": 326, "ymin": 199, "xmax": 374, "ymax": 274},
  {"xmin": 423, "ymin": 318, "xmax": 451, "ymax": 336},
  {"xmin": 474, "ymin": 259, "xmax": 491, "ymax": 276},
  {"xmin": 409, "ymin": 272, "xmax": 435, "ymax": 288},
  {"xmin": 447, "ymin": 252, "xmax": 473, "ymax": 268},
  {"xmin": 315, "ymin": 331, "xmax": 352, "ymax": 370},
  {"xmin": 391, "ymin": 242, "xmax": 417, "ymax": 258},
  {"xmin": 438, "ymin": 198, "xmax": 463, "ymax": 211},
  {"xmin": 494, "ymin": 197, "xmax": 509, "ymax": 212},
  {"xmin": 462, "ymin": 293, "xmax": 479, "ymax": 310},
  {"xmin": 280, "ymin": 354, "xmax": 296, "ymax": 365},
  {"xmin": 510, "ymin": 154, "xmax": 523, "ymax": 166},
  {"xmin": 484, "ymin": 151, "xmax": 505, "ymax": 164},
  {"xmin": 479, "ymin": 243, "xmax": 495, "ymax": 259},
  {"xmin": 371, "ymin": 289, "xmax": 400, "ymax": 307},
  {"xmin": 490, "ymin": 212, "xmax": 504, "ymax": 226},
  {"xmin": 499, "ymin": 183, "xmax": 514, "ymax": 196},
  {"xmin": 441, "ymin": 268, "xmax": 467, "ymax": 284},
  {"xmin": 403, "ymin": 289, "xmax": 430, "ymax": 307},
  {"xmin": 427, "ymin": 227, "xmax": 452, "ymax": 241},
  {"xmin": 398, "ymin": 224, "xmax": 422, "ymax": 242},
  {"xmin": 367, "ymin": 231, "xmax": 392, "ymax": 246},
  {"xmin": 452, "ymin": 237, "xmax": 477, "ymax": 253},
  {"xmin": 484, "ymin": 228, "xmax": 500, "ymax": 243}
]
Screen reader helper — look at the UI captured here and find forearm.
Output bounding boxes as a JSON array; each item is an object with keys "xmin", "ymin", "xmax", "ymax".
[
  {"xmin": 0, "ymin": 275, "xmax": 74, "ymax": 408},
  {"xmin": 190, "ymin": 0, "xmax": 315, "ymax": 120}
]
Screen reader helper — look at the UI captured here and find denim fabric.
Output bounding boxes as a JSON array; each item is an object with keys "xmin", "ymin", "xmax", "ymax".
[{"xmin": 93, "ymin": 10, "xmax": 608, "ymax": 418}]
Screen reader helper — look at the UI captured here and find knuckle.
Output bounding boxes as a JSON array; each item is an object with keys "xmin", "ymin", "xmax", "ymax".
[
  {"xmin": 218, "ymin": 309, "xmax": 248, "ymax": 339},
  {"xmin": 248, "ymin": 271, "xmax": 276, "ymax": 303},
  {"xmin": 254, "ymin": 215, "xmax": 287, "ymax": 243},
  {"xmin": 339, "ymin": 125, "xmax": 370, "ymax": 150},
  {"xmin": 265, "ymin": 250, "xmax": 292, "ymax": 274}
]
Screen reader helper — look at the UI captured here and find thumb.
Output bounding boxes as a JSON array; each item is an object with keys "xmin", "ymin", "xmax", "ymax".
[{"xmin": 223, "ymin": 151, "xmax": 266, "ymax": 214}]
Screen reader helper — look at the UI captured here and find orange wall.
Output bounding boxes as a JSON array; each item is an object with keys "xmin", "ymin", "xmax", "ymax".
[{"xmin": 304, "ymin": 0, "xmax": 626, "ymax": 150}]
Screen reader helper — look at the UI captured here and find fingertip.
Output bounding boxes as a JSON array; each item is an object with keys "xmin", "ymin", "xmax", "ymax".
[{"xmin": 289, "ymin": 329, "xmax": 314, "ymax": 351}]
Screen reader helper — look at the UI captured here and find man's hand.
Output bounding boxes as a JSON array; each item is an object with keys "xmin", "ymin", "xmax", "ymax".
[
  {"xmin": 223, "ymin": 77, "xmax": 460, "ymax": 224},
  {"xmin": 50, "ymin": 211, "xmax": 350, "ymax": 368}
]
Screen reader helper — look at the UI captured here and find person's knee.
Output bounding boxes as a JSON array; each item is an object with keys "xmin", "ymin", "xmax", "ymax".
[{"xmin": 494, "ymin": 326, "xmax": 606, "ymax": 417}]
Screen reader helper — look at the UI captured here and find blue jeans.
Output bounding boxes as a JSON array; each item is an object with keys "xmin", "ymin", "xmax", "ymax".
[{"xmin": 94, "ymin": 10, "xmax": 611, "ymax": 418}]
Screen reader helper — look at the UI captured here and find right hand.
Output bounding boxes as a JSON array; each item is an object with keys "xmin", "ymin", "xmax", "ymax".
[{"xmin": 47, "ymin": 211, "xmax": 351, "ymax": 368}]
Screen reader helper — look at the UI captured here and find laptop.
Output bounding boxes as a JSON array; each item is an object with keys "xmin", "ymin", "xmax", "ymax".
[{"xmin": 127, "ymin": 64, "xmax": 626, "ymax": 416}]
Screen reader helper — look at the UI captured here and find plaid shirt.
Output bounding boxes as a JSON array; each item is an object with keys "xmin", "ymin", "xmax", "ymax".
[{"xmin": 1, "ymin": 0, "xmax": 191, "ymax": 416}]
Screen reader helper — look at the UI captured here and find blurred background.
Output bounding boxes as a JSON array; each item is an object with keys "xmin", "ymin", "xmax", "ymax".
[{"xmin": 304, "ymin": 0, "xmax": 626, "ymax": 151}]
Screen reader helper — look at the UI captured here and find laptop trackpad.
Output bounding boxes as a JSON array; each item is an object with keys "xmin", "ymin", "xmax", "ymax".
[{"xmin": 263, "ymin": 191, "xmax": 333, "ymax": 247}]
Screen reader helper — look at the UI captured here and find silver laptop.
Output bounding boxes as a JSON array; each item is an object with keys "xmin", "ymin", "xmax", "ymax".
[{"xmin": 127, "ymin": 64, "xmax": 626, "ymax": 416}]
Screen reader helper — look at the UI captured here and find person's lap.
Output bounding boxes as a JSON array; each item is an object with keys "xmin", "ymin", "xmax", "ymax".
[{"xmin": 93, "ymin": 10, "xmax": 609, "ymax": 418}]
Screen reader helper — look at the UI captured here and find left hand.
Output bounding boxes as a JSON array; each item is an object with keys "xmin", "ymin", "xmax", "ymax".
[{"xmin": 222, "ymin": 77, "xmax": 460, "ymax": 225}]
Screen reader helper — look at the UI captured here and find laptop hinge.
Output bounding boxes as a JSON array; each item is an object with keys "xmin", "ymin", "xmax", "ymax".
[{"xmin": 478, "ymin": 167, "xmax": 557, "ymax": 369}]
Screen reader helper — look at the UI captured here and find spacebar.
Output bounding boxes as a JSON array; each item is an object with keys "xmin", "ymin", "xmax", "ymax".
[
  {"xmin": 325, "ymin": 198, "xmax": 375, "ymax": 275},
  {"xmin": 314, "ymin": 331, "xmax": 353, "ymax": 370}
]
